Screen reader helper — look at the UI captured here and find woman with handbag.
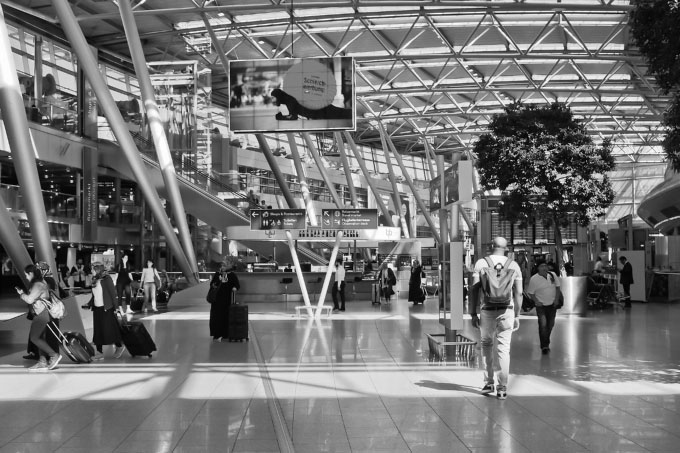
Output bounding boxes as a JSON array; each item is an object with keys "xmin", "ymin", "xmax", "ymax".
[
  {"xmin": 17, "ymin": 264, "xmax": 62, "ymax": 372},
  {"xmin": 378, "ymin": 263, "xmax": 397, "ymax": 303},
  {"xmin": 408, "ymin": 260, "xmax": 426, "ymax": 305},
  {"xmin": 115, "ymin": 254, "xmax": 134, "ymax": 314},
  {"xmin": 89, "ymin": 263, "xmax": 125, "ymax": 360},
  {"xmin": 140, "ymin": 259, "xmax": 161, "ymax": 313},
  {"xmin": 23, "ymin": 262, "xmax": 61, "ymax": 362}
]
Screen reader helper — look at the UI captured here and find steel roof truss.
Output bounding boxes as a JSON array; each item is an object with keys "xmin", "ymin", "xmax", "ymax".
[
  {"xmin": 401, "ymin": 60, "xmax": 430, "ymax": 90},
  {"xmin": 393, "ymin": 13, "xmax": 422, "ymax": 55},
  {"xmin": 273, "ymin": 21, "xmax": 293, "ymax": 58},
  {"xmin": 459, "ymin": 11, "xmax": 491, "ymax": 52},
  {"xmin": 489, "ymin": 11, "xmax": 524, "ymax": 55},
  {"xmin": 525, "ymin": 12, "xmax": 559, "ymax": 55},
  {"xmin": 332, "ymin": 16, "xmax": 358, "ymax": 55},
  {"xmin": 595, "ymin": 17, "xmax": 626, "ymax": 56},
  {"xmin": 559, "ymin": 13, "xmax": 594, "ymax": 57}
]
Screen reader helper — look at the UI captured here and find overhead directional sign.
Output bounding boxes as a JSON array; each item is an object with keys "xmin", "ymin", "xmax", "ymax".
[
  {"xmin": 321, "ymin": 209, "xmax": 378, "ymax": 229},
  {"xmin": 250, "ymin": 209, "xmax": 306, "ymax": 230}
]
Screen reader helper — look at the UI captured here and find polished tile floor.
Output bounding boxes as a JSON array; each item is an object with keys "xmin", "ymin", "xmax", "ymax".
[{"xmin": 2, "ymin": 283, "xmax": 680, "ymax": 452}]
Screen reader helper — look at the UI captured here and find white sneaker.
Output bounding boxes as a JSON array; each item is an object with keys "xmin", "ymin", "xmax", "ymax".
[
  {"xmin": 125, "ymin": 308, "xmax": 134, "ymax": 314},
  {"xmin": 114, "ymin": 346, "xmax": 126, "ymax": 359},
  {"xmin": 47, "ymin": 354, "xmax": 62, "ymax": 370},
  {"xmin": 28, "ymin": 359, "xmax": 48, "ymax": 372},
  {"xmin": 92, "ymin": 352, "xmax": 104, "ymax": 361}
]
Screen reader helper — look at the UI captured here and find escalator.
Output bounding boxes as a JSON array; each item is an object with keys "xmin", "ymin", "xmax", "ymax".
[{"xmin": 98, "ymin": 142, "xmax": 327, "ymax": 265}]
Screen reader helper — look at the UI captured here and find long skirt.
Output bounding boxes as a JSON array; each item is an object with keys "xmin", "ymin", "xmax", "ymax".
[
  {"xmin": 209, "ymin": 284, "xmax": 232, "ymax": 338},
  {"xmin": 92, "ymin": 306, "xmax": 122, "ymax": 347}
]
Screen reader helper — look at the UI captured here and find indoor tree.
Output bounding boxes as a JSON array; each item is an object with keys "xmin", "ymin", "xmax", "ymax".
[
  {"xmin": 473, "ymin": 102, "xmax": 616, "ymax": 275},
  {"xmin": 629, "ymin": 0, "xmax": 680, "ymax": 170}
]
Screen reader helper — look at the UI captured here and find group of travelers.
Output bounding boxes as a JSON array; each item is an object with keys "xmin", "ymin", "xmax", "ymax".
[{"xmin": 20, "ymin": 254, "xmax": 167, "ymax": 371}]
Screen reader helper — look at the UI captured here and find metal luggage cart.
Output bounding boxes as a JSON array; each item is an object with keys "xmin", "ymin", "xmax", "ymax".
[
  {"xmin": 586, "ymin": 277, "xmax": 619, "ymax": 309},
  {"xmin": 425, "ymin": 333, "xmax": 476, "ymax": 363}
]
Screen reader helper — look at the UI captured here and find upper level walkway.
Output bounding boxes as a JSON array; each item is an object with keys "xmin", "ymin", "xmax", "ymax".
[{"xmin": 0, "ymin": 286, "xmax": 679, "ymax": 452}]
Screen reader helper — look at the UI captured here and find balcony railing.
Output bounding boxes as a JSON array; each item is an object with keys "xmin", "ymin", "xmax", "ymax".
[{"xmin": 23, "ymin": 96, "xmax": 78, "ymax": 133}]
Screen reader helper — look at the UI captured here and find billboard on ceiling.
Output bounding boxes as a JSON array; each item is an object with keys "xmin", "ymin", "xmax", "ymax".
[{"xmin": 228, "ymin": 57, "xmax": 355, "ymax": 133}]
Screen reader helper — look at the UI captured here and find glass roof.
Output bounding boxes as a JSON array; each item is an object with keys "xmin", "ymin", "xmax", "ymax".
[{"xmin": 9, "ymin": 0, "xmax": 674, "ymax": 223}]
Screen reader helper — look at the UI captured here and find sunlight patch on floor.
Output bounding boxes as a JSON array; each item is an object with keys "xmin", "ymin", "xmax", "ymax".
[{"xmin": 570, "ymin": 380, "xmax": 680, "ymax": 395}]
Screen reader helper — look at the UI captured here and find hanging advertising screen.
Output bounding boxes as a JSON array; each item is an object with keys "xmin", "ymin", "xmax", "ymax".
[{"xmin": 228, "ymin": 57, "xmax": 355, "ymax": 132}]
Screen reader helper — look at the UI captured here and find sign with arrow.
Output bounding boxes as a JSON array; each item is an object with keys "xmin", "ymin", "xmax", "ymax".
[
  {"xmin": 250, "ymin": 209, "xmax": 307, "ymax": 231},
  {"xmin": 321, "ymin": 209, "xmax": 378, "ymax": 229}
]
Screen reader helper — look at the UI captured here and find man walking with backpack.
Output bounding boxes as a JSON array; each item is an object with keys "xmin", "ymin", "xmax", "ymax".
[{"xmin": 469, "ymin": 237, "xmax": 523, "ymax": 400}]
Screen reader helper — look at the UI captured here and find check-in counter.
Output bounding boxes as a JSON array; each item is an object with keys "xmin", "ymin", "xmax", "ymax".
[{"xmin": 233, "ymin": 272, "xmax": 375, "ymax": 304}]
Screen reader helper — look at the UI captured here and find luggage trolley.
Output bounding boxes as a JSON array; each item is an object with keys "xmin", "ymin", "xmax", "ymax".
[{"xmin": 586, "ymin": 276, "xmax": 622, "ymax": 309}]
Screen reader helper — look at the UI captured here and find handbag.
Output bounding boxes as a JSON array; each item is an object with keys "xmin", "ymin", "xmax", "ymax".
[
  {"xmin": 206, "ymin": 285, "xmax": 219, "ymax": 304},
  {"xmin": 41, "ymin": 290, "xmax": 67, "ymax": 320},
  {"xmin": 555, "ymin": 291, "xmax": 564, "ymax": 309}
]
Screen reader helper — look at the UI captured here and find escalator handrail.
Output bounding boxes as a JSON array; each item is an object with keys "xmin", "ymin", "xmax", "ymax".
[{"xmin": 130, "ymin": 132, "xmax": 261, "ymax": 212}]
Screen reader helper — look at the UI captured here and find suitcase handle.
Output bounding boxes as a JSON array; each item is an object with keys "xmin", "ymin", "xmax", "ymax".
[{"xmin": 45, "ymin": 321, "xmax": 68, "ymax": 345}]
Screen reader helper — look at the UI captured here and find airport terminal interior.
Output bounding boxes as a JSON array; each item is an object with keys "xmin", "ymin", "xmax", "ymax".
[{"xmin": 2, "ymin": 0, "xmax": 680, "ymax": 452}]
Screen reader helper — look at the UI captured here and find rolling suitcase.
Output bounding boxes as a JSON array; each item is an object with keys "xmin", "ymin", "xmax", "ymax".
[
  {"xmin": 117, "ymin": 314, "xmax": 157, "ymax": 357},
  {"xmin": 46, "ymin": 323, "xmax": 94, "ymax": 363},
  {"xmin": 372, "ymin": 282, "xmax": 381, "ymax": 305},
  {"xmin": 227, "ymin": 294, "xmax": 249, "ymax": 342},
  {"xmin": 130, "ymin": 286, "xmax": 144, "ymax": 312}
]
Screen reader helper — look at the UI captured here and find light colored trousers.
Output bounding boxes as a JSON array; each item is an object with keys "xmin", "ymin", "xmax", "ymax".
[{"xmin": 480, "ymin": 307, "xmax": 515, "ymax": 389}]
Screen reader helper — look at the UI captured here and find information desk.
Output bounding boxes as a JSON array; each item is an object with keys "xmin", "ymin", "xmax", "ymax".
[{"xmin": 233, "ymin": 272, "xmax": 375, "ymax": 304}]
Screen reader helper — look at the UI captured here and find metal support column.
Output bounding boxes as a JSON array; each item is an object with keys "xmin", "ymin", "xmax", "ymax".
[
  {"xmin": 33, "ymin": 36, "xmax": 42, "ymax": 102},
  {"xmin": 285, "ymin": 230, "xmax": 314, "ymax": 317},
  {"xmin": 302, "ymin": 133, "xmax": 344, "ymax": 208},
  {"xmin": 449, "ymin": 153, "xmax": 462, "ymax": 242},
  {"xmin": 118, "ymin": 0, "xmax": 199, "ymax": 276},
  {"xmin": 255, "ymin": 134, "xmax": 297, "ymax": 208},
  {"xmin": 423, "ymin": 139, "xmax": 437, "ymax": 180},
  {"xmin": 316, "ymin": 231, "xmax": 343, "ymax": 317},
  {"xmin": 0, "ymin": 6, "xmax": 56, "ymax": 274},
  {"xmin": 378, "ymin": 125, "xmax": 409, "ymax": 238},
  {"xmin": 0, "ymin": 196, "xmax": 33, "ymax": 286},
  {"xmin": 287, "ymin": 133, "xmax": 318, "ymax": 226},
  {"xmin": 342, "ymin": 131, "xmax": 395, "ymax": 227},
  {"xmin": 51, "ymin": 0, "xmax": 198, "ymax": 285},
  {"xmin": 201, "ymin": 14, "xmax": 230, "ymax": 76},
  {"xmin": 334, "ymin": 132, "xmax": 358, "ymax": 207},
  {"xmin": 436, "ymin": 156, "xmax": 448, "ymax": 245},
  {"xmin": 382, "ymin": 126, "xmax": 441, "ymax": 244}
]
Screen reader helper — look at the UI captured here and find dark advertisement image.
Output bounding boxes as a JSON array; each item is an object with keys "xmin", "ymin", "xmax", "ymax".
[{"xmin": 229, "ymin": 57, "xmax": 355, "ymax": 132}]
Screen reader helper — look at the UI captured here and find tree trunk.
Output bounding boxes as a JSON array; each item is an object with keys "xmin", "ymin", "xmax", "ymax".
[{"xmin": 553, "ymin": 217, "xmax": 566, "ymax": 277}]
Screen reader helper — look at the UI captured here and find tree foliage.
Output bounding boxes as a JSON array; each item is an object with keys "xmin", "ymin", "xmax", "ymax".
[
  {"xmin": 629, "ymin": 1, "xmax": 680, "ymax": 94},
  {"xmin": 629, "ymin": 0, "xmax": 680, "ymax": 170},
  {"xmin": 473, "ymin": 103, "xmax": 616, "ymax": 272}
]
